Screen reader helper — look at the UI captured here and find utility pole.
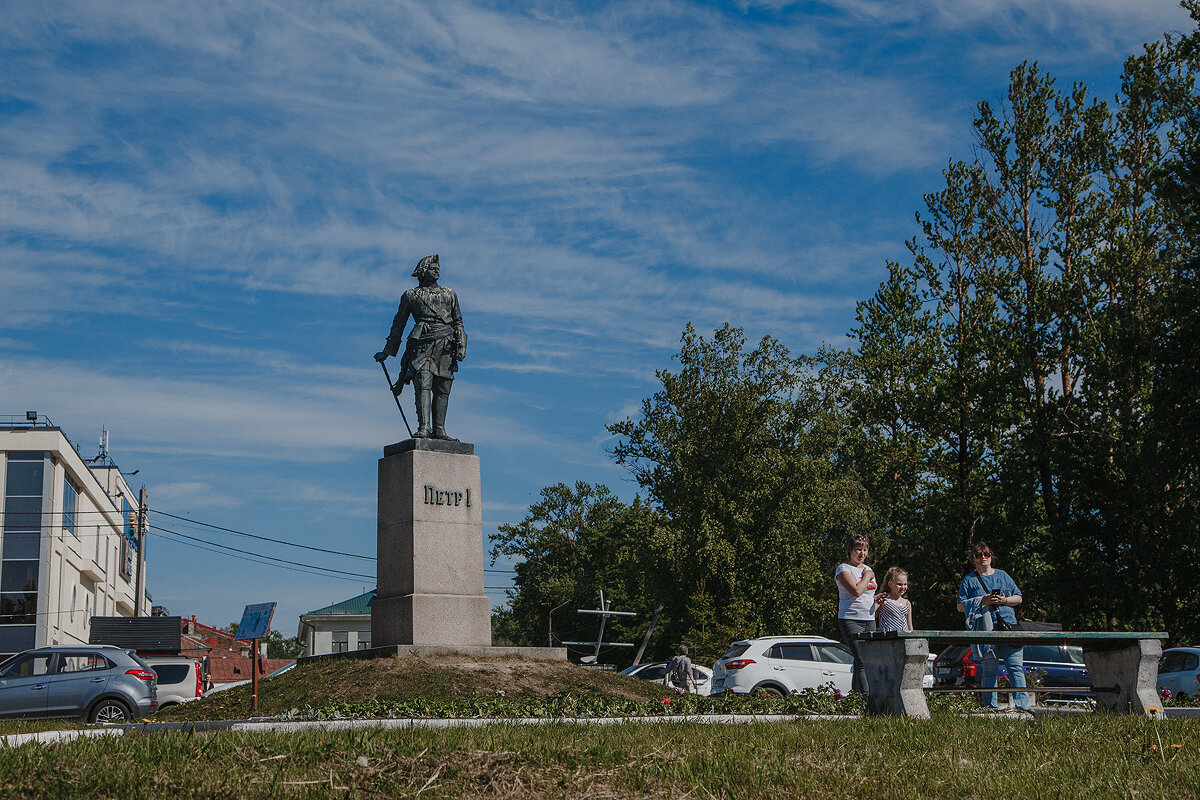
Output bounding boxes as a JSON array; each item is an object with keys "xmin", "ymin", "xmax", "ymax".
[{"xmin": 135, "ymin": 487, "xmax": 147, "ymax": 617}]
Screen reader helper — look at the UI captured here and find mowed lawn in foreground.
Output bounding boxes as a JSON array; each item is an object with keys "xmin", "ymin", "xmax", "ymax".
[{"xmin": 1, "ymin": 715, "xmax": 1197, "ymax": 799}]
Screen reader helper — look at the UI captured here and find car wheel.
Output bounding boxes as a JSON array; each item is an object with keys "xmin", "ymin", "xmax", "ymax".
[
  {"xmin": 756, "ymin": 685, "xmax": 786, "ymax": 697},
  {"xmin": 89, "ymin": 699, "xmax": 132, "ymax": 724}
]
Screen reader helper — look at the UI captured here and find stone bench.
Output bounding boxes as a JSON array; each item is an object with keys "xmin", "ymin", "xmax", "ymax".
[{"xmin": 856, "ymin": 630, "xmax": 1168, "ymax": 718}]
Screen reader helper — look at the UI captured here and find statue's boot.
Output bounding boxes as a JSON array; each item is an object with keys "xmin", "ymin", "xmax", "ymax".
[
  {"xmin": 432, "ymin": 394, "xmax": 458, "ymax": 441},
  {"xmin": 413, "ymin": 392, "xmax": 432, "ymax": 438}
]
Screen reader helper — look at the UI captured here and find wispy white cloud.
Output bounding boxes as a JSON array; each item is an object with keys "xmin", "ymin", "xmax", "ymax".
[{"xmin": 150, "ymin": 481, "xmax": 243, "ymax": 510}]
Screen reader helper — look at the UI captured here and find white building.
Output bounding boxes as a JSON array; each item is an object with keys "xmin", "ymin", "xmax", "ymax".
[
  {"xmin": 297, "ymin": 590, "xmax": 373, "ymax": 656},
  {"xmin": 0, "ymin": 414, "xmax": 150, "ymax": 659}
]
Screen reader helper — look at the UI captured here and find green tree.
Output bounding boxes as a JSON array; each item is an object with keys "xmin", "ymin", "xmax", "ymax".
[
  {"xmin": 1061, "ymin": 19, "xmax": 1200, "ymax": 639},
  {"xmin": 608, "ymin": 324, "xmax": 869, "ymax": 654},
  {"xmin": 265, "ymin": 629, "xmax": 304, "ymax": 659},
  {"xmin": 490, "ymin": 482, "xmax": 663, "ymax": 660},
  {"xmin": 847, "ymin": 19, "xmax": 1200, "ymax": 635}
]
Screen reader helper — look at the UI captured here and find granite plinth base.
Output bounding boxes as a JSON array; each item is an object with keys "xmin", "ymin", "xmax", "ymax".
[
  {"xmin": 372, "ymin": 593, "xmax": 492, "ymax": 648},
  {"xmin": 374, "ymin": 440, "xmax": 491, "ymax": 648}
]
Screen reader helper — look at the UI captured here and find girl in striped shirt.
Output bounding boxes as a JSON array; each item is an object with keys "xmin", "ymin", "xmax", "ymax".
[{"xmin": 874, "ymin": 567, "xmax": 914, "ymax": 633}]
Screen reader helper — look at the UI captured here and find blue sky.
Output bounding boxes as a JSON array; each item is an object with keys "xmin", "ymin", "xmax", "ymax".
[{"xmin": 2, "ymin": 0, "xmax": 1194, "ymax": 635}]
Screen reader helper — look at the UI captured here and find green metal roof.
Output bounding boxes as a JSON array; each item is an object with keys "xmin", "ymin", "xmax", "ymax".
[{"xmin": 304, "ymin": 589, "xmax": 375, "ymax": 616}]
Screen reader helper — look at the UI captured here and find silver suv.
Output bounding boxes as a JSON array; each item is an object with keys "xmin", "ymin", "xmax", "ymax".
[{"xmin": 0, "ymin": 645, "xmax": 158, "ymax": 722}]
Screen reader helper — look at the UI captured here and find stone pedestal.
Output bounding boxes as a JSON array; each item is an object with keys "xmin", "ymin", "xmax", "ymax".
[
  {"xmin": 1083, "ymin": 638, "xmax": 1163, "ymax": 715},
  {"xmin": 859, "ymin": 637, "xmax": 931, "ymax": 718},
  {"xmin": 372, "ymin": 439, "xmax": 492, "ymax": 648}
]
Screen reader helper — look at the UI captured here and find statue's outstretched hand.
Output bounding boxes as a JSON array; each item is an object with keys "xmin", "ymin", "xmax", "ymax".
[
  {"xmin": 456, "ymin": 348, "xmax": 466, "ymax": 362},
  {"xmin": 374, "ymin": 351, "xmax": 388, "ymax": 363}
]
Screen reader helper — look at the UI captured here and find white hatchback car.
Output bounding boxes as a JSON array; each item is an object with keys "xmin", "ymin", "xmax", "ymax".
[
  {"xmin": 1158, "ymin": 647, "xmax": 1200, "ymax": 700},
  {"xmin": 711, "ymin": 636, "xmax": 854, "ymax": 696}
]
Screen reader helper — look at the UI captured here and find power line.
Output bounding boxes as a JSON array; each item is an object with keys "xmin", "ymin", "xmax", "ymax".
[
  {"xmin": 150, "ymin": 508, "xmax": 375, "ymax": 562},
  {"xmin": 1, "ymin": 509, "xmax": 517, "ymax": 576},
  {"xmin": 149, "ymin": 524, "xmax": 375, "ymax": 581},
  {"xmin": 147, "ymin": 509, "xmax": 516, "ymax": 573},
  {"xmin": 151, "ymin": 528, "xmax": 372, "ymax": 584}
]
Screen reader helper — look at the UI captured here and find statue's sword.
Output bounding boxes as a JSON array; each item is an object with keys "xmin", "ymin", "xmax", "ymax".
[{"xmin": 378, "ymin": 360, "xmax": 414, "ymax": 439}]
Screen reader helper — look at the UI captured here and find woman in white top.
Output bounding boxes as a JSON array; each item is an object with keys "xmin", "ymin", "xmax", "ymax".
[{"xmin": 834, "ymin": 533, "xmax": 876, "ymax": 694}]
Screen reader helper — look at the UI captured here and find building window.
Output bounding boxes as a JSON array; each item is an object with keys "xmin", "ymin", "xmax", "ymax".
[
  {"xmin": 357, "ymin": 632, "xmax": 371, "ymax": 650},
  {"xmin": 332, "ymin": 631, "xmax": 348, "ymax": 653},
  {"xmin": 63, "ymin": 479, "xmax": 78, "ymax": 538},
  {"xmin": 2, "ymin": 453, "xmax": 43, "ymax": 632}
]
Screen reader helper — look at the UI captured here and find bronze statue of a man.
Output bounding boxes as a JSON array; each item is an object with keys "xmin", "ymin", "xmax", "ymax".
[{"xmin": 375, "ymin": 254, "xmax": 467, "ymax": 440}]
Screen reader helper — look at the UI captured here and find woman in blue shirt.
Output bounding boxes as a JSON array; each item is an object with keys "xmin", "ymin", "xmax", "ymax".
[{"xmin": 956, "ymin": 542, "xmax": 1029, "ymax": 712}]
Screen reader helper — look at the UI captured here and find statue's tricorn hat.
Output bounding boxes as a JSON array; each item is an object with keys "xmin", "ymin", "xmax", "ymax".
[{"xmin": 412, "ymin": 254, "xmax": 439, "ymax": 278}]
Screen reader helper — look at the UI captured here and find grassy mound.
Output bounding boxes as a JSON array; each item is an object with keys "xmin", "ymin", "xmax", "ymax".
[
  {"xmin": 154, "ymin": 652, "xmax": 874, "ymax": 722},
  {"xmin": 157, "ymin": 653, "xmax": 668, "ymax": 722}
]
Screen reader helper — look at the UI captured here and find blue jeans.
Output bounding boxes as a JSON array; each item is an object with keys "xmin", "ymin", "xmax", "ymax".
[{"xmin": 981, "ymin": 645, "xmax": 1028, "ymax": 710}]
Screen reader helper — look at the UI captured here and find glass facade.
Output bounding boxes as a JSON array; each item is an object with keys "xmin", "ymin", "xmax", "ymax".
[{"xmin": 2, "ymin": 452, "xmax": 44, "ymax": 650}]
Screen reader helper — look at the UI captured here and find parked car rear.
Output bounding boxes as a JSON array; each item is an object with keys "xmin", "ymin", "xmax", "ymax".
[
  {"xmin": 0, "ymin": 645, "xmax": 157, "ymax": 722},
  {"xmin": 141, "ymin": 656, "xmax": 204, "ymax": 709},
  {"xmin": 1157, "ymin": 647, "xmax": 1200, "ymax": 700},
  {"xmin": 711, "ymin": 636, "xmax": 853, "ymax": 696},
  {"xmin": 933, "ymin": 643, "xmax": 1090, "ymax": 701}
]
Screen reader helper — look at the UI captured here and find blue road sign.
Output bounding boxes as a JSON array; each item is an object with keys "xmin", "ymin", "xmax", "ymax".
[{"xmin": 235, "ymin": 602, "xmax": 276, "ymax": 641}]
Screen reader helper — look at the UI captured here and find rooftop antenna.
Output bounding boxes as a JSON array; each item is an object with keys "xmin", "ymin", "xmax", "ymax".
[{"xmin": 98, "ymin": 426, "xmax": 109, "ymax": 464}]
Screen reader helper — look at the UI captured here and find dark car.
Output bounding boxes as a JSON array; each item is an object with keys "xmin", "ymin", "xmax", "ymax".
[
  {"xmin": 933, "ymin": 643, "xmax": 1090, "ymax": 701},
  {"xmin": 0, "ymin": 645, "xmax": 158, "ymax": 722}
]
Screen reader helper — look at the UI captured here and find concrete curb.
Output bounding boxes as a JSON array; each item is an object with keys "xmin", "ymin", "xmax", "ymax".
[
  {"xmin": 0, "ymin": 727, "xmax": 124, "ymax": 747},
  {"xmin": 5, "ymin": 707, "xmax": 1194, "ymax": 746}
]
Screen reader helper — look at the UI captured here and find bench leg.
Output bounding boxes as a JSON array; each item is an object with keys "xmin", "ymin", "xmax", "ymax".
[
  {"xmin": 1082, "ymin": 639, "xmax": 1163, "ymax": 716},
  {"xmin": 859, "ymin": 638, "xmax": 929, "ymax": 718}
]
